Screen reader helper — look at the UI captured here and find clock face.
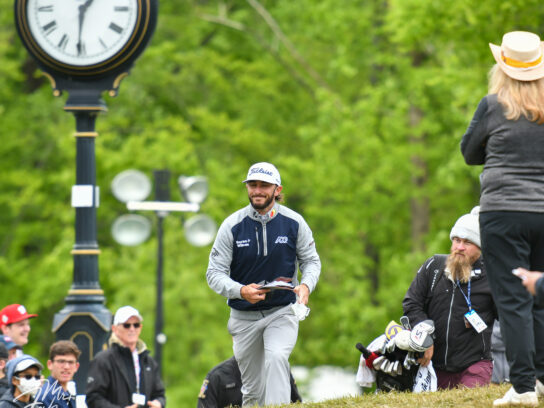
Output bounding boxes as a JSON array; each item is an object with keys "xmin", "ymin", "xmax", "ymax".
[{"xmin": 25, "ymin": 0, "xmax": 139, "ymax": 67}]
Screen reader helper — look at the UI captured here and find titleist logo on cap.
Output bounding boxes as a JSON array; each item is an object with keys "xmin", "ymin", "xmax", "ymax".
[{"xmin": 249, "ymin": 167, "xmax": 273, "ymax": 177}]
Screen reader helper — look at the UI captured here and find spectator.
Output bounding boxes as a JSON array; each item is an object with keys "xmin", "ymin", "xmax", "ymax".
[
  {"xmin": 491, "ymin": 320, "xmax": 510, "ymax": 384},
  {"xmin": 35, "ymin": 340, "xmax": 81, "ymax": 408},
  {"xmin": 86, "ymin": 306, "xmax": 166, "ymax": 408},
  {"xmin": 0, "ymin": 354, "xmax": 43, "ymax": 408},
  {"xmin": 0, "ymin": 337, "xmax": 21, "ymax": 361},
  {"xmin": 0, "ymin": 343, "xmax": 8, "ymax": 396},
  {"xmin": 206, "ymin": 162, "xmax": 321, "ymax": 406},
  {"xmin": 403, "ymin": 207, "xmax": 497, "ymax": 389},
  {"xmin": 197, "ymin": 356, "xmax": 302, "ymax": 407},
  {"xmin": 0, "ymin": 304, "xmax": 37, "ymax": 350},
  {"xmin": 461, "ymin": 30, "xmax": 544, "ymax": 407}
]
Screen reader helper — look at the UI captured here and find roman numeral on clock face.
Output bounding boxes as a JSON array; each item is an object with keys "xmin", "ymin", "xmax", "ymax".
[
  {"xmin": 109, "ymin": 22, "xmax": 123, "ymax": 34},
  {"xmin": 57, "ymin": 34, "xmax": 68, "ymax": 50},
  {"xmin": 42, "ymin": 20, "xmax": 57, "ymax": 35}
]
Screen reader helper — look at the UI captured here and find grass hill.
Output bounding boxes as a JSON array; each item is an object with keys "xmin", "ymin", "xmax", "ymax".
[{"xmin": 270, "ymin": 383, "xmax": 513, "ymax": 408}]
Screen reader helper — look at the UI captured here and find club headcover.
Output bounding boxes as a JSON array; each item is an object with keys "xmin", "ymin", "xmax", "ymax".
[
  {"xmin": 409, "ymin": 320, "xmax": 435, "ymax": 352},
  {"xmin": 392, "ymin": 329, "xmax": 413, "ymax": 351}
]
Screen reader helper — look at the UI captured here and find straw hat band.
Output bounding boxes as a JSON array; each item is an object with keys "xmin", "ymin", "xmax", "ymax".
[
  {"xmin": 502, "ymin": 52, "xmax": 542, "ymax": 68},
  {"xmin": 489, "ymin": 31, "xmax": 544, "ymax": 81}
]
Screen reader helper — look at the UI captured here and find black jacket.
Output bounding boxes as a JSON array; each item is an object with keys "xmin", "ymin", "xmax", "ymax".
[
  {"xmin": 403, "ymin": 255, "xmax": 497, "ymax": 372},
  {"xmin": 86, "ymin": 336, "xmax": 166, "ymax": 408},
  {"xmin": 197, "ymin": 356, "xmax": 301, "ymax": 408},
  {"xmin": 0, "ymin": 378, "xmax": 8, "ymax": 400},
  {"xmin": 0, "ymin": 390, "xmax": 27, "ymax": 408}
]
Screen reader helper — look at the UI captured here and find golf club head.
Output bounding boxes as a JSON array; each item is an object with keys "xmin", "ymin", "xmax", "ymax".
[
  {"xmin": 403, "ymin": 354, "xmax": 412, "ymax": 370},
  {"xmin": 389, "ymin": 360, "xmax": 399, "ymax": 376},
  {"xmin": 372, "ymin": 355, "xmax": 386, "ymax": 370},
  {"xmin": 400, "ymin": 315, "xmax": 411, "ymax": 330},
  {"xmin": 385, "ymin": 360, "xmax": 395, "ymax": 376},
  {"xmin": 379, "ymin": 358, "xmax": 390, "ymax": 372},
  {"xmin": 385, "ymin": 338, "xmax": 396, "ymax": 353},
  {"xmin": 396, "ymin": 361, "xmax": 403, "ymax": 376}
]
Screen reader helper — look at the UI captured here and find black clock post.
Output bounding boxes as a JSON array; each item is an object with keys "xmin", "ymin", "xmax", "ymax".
[{"xmin": 14, "ymin": 0, "xmax": 158, "ymax": 392}]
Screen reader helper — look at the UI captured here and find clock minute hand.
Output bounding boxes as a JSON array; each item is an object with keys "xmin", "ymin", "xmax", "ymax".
[{"xmin": 76, "ymin": 0, "xmax": 95, "ymax": 55}]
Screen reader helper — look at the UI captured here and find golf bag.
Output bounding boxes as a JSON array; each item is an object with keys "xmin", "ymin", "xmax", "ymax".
[{"xmin": 356, "ymin": 318, "xmax": 436, "ymax": 392}]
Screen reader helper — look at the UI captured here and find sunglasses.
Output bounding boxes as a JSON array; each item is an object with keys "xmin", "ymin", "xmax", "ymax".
[
  {"xmin": 122, "ymin": 322, "xmax": 141, "ymax": 329},
  {"xmin": 15, "ymin": 375, "xmax": 41, "ymax": 380}
]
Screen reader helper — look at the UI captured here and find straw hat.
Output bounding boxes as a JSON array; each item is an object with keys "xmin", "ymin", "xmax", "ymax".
[{"xmin": 489, "ymin": 31, "xmax": 544, "ymax": 81}]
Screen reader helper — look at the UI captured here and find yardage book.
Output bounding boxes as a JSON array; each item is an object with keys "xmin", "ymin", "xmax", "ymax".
[{"xmin": 257, "ymin": 279, "xmax": 295, "ymax": 291}]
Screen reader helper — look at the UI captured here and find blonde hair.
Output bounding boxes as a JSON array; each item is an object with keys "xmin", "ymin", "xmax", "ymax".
[{"xmin": 488, "ymin": 65, "xmax": 544, "ymax": 124}]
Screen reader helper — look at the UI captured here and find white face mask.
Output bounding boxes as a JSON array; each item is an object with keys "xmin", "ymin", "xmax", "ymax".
[{"xmin": 16, "ymin": 377, "xmax": 42, "ymax": 398}]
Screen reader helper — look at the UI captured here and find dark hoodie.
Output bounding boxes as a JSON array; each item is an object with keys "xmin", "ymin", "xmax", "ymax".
[
  {"xmin": 0, "ymin": 390, "xmax": 27, "ymax": 408},
  {"xmin": 0, "ymin": 355, "xmax": 43, "ymax": 408},
  {"xmin": 0, "ymin": 378, "xmax": 8, "ymax": 398}
]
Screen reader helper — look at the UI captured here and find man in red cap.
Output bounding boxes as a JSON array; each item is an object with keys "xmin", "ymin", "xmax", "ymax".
[{"xmin": 0, "ymin": 304, "xmax": 37, "ymax": 349}]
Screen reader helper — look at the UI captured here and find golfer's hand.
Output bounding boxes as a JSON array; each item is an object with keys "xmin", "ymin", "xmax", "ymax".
[
  {"xmin": 294, "ymin": 283, "xmax": 310, "ymax": 305},
  {"xmin": 241, "ymin": 283, "xmax": 269, "ymax": 304},
  {"xmin": 418, "ymin": 345, "xmax": 433, "ymax": 367},
  {"xmin": 515, "ymin": 267, "xmax": 543, "ymax": 296},
  {"xmin": 148, "ymin": 400, "xmax": 162, "ymax": 408}
]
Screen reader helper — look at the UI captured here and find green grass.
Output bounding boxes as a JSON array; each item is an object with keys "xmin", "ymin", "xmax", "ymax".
[{"xmin": 264, "ymin": 383, "xmax": 517, "ymax": 408}]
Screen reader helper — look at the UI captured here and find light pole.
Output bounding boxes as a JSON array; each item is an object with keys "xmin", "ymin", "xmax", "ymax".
[{"xmin": 111, "ymin": 169, "xmax": 216, "ymax": 373}]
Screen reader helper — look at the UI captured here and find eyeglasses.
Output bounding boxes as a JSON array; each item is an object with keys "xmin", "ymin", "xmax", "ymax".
[
  {"xmin": 122, "ymin": 322, "xmax": 141, "ymax": 329},
  {"xmin": 53, "ymin": 359, "xmax": 77, "ymax": 366},
  {"xmin": 15, "ymin": 375, "xmax": 41, "ymax": 380}
]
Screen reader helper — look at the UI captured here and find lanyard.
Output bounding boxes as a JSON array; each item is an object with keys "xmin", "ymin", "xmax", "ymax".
[
  {"xmin": 456, "ymin": 279, "xmax": 471, "ymax": 311},
  {"xmin": 132, "ymin": 349, "xmax": 141, "ymax": 392}
]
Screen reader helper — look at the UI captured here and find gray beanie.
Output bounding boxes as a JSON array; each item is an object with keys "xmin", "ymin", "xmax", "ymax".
[{"xmin": 449, "ymin": 206, "xmax": 481, "ymax": 248}]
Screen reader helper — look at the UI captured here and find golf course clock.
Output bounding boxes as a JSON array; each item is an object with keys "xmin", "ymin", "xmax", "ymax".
[
  {"xmin": 15, "ymin": 0, "xmax": 158, "ymax": 90},
  {"xmin": 14, "ymin": 0, "xmax": 158, "ymax": 393}
]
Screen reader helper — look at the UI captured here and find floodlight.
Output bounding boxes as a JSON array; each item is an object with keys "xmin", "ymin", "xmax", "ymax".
[
  {"xmin": 111, "ymin": 214, "xmax": 152, "ymax": 246},
  {"xmin": 184, "ymin": 214, "xmax": 217, "ymax": 247},
  {"xmin": 178, "ymin": 176, "xmax": 208, "ymax": 204},
  {"xmin": 111, "ymin": 169, "xmax": 152, "ymax": 203}
]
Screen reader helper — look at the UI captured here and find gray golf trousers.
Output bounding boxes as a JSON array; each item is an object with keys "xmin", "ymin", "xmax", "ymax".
[{"xmin": 228, "ymin": 304, "xmax": 299, "ymax": 406}]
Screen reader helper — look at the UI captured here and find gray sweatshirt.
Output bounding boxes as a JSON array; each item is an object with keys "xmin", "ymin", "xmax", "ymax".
[
  {"xmin": 206, "ymin": 203, "xmax": 321, "ymax": 314},
  {"xmin": 461, "ymin": 94, "xmax": 544, "ymax": 213}
]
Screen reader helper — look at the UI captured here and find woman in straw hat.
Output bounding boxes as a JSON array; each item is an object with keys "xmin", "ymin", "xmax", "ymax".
[{"xmin": 461, "ymin": 31, "xmax": 544, "ymax": 407}]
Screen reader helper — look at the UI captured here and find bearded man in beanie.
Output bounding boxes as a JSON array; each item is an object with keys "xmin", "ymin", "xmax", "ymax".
[{"xmin": 403, "ymin": 207, "xmax": 497, "ymax": 389}]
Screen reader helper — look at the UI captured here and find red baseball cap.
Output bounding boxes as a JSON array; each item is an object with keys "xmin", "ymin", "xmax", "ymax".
[{"xmin": 0, "ymin": 304, "xmax": 37, "ymax": 325}]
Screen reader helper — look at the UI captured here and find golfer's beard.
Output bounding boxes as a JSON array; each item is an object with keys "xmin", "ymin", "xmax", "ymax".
[
  {"xmin": 446, "ymin": 252, "xmax": 473, "ymax": 283},
  {"xmin": 249, "ymin": 194, "xmax": 275, "ymax": 210}
]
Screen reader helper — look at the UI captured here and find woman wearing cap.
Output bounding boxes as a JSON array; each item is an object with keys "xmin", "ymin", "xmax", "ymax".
[
  {"xmin": 0, "ymin": 354, "xmax": 43, "ymax": 407},
  {"xmin": 461, "ymin": 31, "xmax": 544, "ymax": 407}
]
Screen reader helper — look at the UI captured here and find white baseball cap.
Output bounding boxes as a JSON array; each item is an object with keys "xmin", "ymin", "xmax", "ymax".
[
  {"xmin": 113, "ymin": 306, "xmax": 143, "ymax": 325},
  {"xmin": 243, "ymin": 162, "xmax": 281, "ymax": 186}
]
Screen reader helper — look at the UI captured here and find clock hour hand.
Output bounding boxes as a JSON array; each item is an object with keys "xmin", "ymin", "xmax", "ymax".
[{"xmin": 76, "ymin": 0, "xmax": 95, "ymax": 55}]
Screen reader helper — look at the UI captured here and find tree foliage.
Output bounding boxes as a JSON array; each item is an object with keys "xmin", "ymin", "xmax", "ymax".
[{"xmin": 2, "ymin": 0, "xmax": 544, "ymax": 405}]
